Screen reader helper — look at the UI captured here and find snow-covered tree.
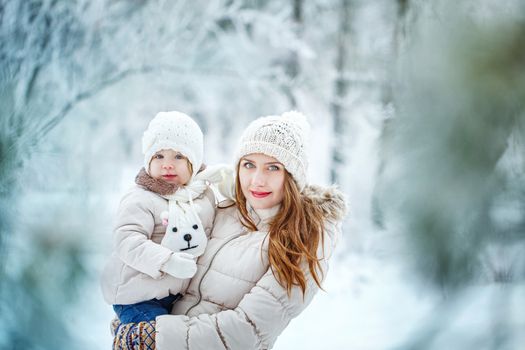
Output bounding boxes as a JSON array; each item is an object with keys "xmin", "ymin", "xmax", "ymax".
[
  {"xmin": 0, "ymin": 0, "xmax": 354, "ymax": 347},
  {"xmin": 375, "ymin": 0, "xmax": 525, "ymax": 347}
]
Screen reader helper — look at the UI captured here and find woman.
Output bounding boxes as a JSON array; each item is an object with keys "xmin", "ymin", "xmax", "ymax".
[{"xmin": 113, "ymin": 111, "xmax": 347, "ymax": 349}]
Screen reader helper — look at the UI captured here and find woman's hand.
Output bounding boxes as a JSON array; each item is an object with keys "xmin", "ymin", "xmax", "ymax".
[{"xmin": 113, "ymin": 320, "xmax": 156, "ymax": 350}]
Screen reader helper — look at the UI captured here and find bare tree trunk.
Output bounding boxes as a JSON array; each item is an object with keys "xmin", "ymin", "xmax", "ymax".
[
  {"xmin": 282, "ymin": 0, "xmax": 303, "ymax": 108},
  {"xmin": 330, "ymin": 0, "xmax": 352, "ymax": 184},
  {"xmin": 372, "ymin": 0, "xmax": 412, "ymax": 228},
  {"xmin": 381, "ymin": 0, "xmax": 410, "ymax": 106}
]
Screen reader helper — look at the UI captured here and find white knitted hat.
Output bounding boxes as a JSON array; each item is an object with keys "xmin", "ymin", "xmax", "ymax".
[
  {"xmin": 235, "ymin": 111, "xmax": 310, "ymax": 191},
  {"xmin": 142, "ymin": 111, "xmax": 203, "ymax": 177}
]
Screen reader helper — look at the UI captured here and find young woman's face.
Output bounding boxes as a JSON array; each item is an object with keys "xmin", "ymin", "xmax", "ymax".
[
  {"xmin": 238, "ymin": 153, "xmax": 285, "ymax": 210},
  {"xmin": 149, "ymin": 149, "xmax": 192, "ymax": 185}
]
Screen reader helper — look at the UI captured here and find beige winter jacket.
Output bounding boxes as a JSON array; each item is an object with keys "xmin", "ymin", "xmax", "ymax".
[
  {"xmin": 155, "ymin": 184, "xmax": 347, "ymax": 350},
  {"xmin": 100, "ymin": 183, "xmax": 216, "ymax": 305}
]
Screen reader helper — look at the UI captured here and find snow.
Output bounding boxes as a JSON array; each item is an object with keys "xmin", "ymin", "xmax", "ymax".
[
  {"xmin": 273, "ymin": 253, "xmax": 438, "ymax": 350},
  {"xmin": 2, "ymin": 1, "xmax": 524, "ymax": 349}
]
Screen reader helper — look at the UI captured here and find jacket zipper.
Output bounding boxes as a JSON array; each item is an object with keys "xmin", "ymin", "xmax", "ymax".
[{"xmin": 185, "ymin": 229, "xmax": 249, "ymax": 315}]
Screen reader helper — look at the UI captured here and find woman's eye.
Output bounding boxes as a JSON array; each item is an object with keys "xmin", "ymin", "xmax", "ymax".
[
  {"xmin": 242, "ymin": 161, "xmax": 255, "ymax": 169},
  {"xmin": 268, "ymin": 165, "xmax": 280, "ymax": 171}
]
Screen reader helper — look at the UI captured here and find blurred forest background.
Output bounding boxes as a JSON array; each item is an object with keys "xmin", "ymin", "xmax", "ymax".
[{"xmin": 0, "ymin": 0, "xmax": 524, "ymax": 349}]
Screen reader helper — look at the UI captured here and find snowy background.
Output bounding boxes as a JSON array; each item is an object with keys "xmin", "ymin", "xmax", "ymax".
[{"xmin": 1, "ymin": 0, "xmax": 524, "ymax": 349}]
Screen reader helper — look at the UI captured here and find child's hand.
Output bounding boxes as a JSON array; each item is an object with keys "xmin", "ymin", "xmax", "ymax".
[
  {"xmin": 217, "ymin": 165, "xmax": 235, "ymax": 200},
  {"xmin": 160, "ymin": 252, "xmax": 197, "ymax": 279},
  {"xmin": 194, "ymin": 164, "xmax": 235, "ymax": 200}
]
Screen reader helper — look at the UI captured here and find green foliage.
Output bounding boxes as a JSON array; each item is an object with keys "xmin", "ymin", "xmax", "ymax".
[
  {"xmin": 377, "ymin": 0, "xmax": 525, "ymax": 289},
  {"xmin": 0, "ymin": 191, "xmax": 95, "ymax": 349}
]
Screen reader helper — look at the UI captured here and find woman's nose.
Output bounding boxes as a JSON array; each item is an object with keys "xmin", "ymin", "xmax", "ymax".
[{"xmin": 252, "ymin": 170, "xmax": 266, "ymax": 186}]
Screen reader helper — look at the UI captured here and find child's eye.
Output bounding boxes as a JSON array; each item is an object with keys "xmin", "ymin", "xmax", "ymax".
[
  {"xmin": 175, "ymin": 153, "xmax": 185, "ymax": 160},
  {"xmin": 153, "ymin": 154, "xmax": 164, "ymax": 159},
  {"xmin": 268, "ymin": 165, "xmax": 281, "ymax": 171},
  {"xmin": 242, "ymin": 161, "xmax": 255, "ymax": 169}
]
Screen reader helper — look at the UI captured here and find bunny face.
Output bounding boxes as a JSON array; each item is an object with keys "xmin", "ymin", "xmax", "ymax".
[{"xmin": 160, "ymin": 210, "xmax": 207, "ymax": 257}]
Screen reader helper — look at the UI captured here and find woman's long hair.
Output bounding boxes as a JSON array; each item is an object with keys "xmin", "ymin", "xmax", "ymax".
[{"xmin": 235, "ymin": 165, "xmax": 327, "ymax": 296}]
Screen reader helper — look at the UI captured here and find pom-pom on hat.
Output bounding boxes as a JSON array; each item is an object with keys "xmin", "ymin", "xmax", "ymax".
[
  {"xmin": 142, "ymin": 111, "xmax": 203, "ymax": 177},
  {"xmin": 235, "ymin": 110, "xmax": 310, "ymax": 191}
]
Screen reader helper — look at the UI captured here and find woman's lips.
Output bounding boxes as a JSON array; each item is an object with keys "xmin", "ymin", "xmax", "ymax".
[{"xmin": 250, "ymin": 190, "xmax": 271, "ymax": 198}]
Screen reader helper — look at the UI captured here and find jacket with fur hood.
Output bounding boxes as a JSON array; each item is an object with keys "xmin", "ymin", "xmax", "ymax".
[
  {"xmin": 100, "ymin": 169, "xmax": 217, "ymax": 305},
  {"xmin": 155, "ymin": 184, "xmax": 347, "ymax": 350}
]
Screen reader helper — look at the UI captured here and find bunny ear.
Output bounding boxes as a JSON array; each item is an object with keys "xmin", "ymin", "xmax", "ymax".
[
  {"xmin": 142, "ymin": 129, "xmax": 156, "ymax": 154},
  {"xmin": 160, "ymin": 211, "xmax": 169, "ymax": 226}
]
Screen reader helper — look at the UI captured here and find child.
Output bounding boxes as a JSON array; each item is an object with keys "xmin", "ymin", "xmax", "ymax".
[{"xmin": 101, "ymin": 111, "xmax": 225, "ymax": 324}]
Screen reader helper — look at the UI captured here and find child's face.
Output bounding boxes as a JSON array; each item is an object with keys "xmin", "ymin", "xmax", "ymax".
[{"xmin": 149, "ymin": 149, "xmax": 192, "ymax": 185}]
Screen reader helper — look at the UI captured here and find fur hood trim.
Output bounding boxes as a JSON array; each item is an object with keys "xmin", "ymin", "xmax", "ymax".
[
  {"xmin": 135, "ymin": 168, "xmax": 179, "ymax": 196},
  {"xmin": 302, "ymin": 184, "xmax": 348, "ymax": 222}
]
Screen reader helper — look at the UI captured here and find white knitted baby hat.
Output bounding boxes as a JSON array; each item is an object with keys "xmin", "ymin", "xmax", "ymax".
[
  {"xmin": 235, "ymin": 110, "xmax": 310, "ymax": 191},
  {"xmin": 142, "ymin": 111, "xmax": 203, "ymax": 177}
]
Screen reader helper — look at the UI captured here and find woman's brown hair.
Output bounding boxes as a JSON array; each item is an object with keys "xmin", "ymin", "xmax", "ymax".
[{"xmin": 235, "ymin": 164, "xmax": 327, "ymax": 296}]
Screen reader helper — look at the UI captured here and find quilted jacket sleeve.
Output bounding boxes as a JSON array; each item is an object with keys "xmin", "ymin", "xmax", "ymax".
[
  {"xmin": 155, "ymin": 221, "xmax": 341, "ymax": 350},
  {"xmin": 114, "ymin": 190, "xmax": 173, "ymax": 279}
]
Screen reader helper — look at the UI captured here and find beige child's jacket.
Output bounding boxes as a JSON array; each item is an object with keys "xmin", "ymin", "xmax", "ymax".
[{"xmin": 100, "ymin": 170, "xmax": 217, "ymax": 305}]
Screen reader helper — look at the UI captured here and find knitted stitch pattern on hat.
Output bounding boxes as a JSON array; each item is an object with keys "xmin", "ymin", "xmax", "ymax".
[
  {"xmin": 142, "ymin": 111, "xmax": 203, "ymax": 178},
  {"xmin": 235, "ymin": 111, "xmax": 310, "ymax": 191}
]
